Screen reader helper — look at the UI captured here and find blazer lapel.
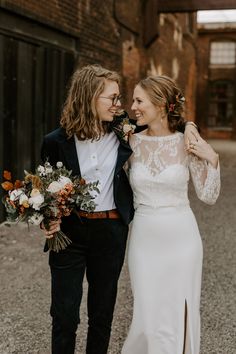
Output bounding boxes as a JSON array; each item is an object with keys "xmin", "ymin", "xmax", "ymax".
[
  {"xmin": 60, "ymin": 133, "xmax": 81, "ymax": 177},
  {"xmin": 114, "ymin": 138, "xmax": 133, "ymax": 175}
]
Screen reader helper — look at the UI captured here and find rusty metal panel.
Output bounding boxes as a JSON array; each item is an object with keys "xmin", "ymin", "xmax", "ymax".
[{"xmin": 157, "ymin": 0, "xmax": 236, "ymax": 12}]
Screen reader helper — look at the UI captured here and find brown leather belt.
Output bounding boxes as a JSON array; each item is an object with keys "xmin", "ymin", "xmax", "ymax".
[{"xmin": 76, "ymin": 209, "xmax": 120, "ymax": 219}]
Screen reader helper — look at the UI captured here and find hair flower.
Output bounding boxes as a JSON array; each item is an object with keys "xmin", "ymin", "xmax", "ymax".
[{"xmin": 169, "ymin": 103, "xmax": 175, "ymax": 112}]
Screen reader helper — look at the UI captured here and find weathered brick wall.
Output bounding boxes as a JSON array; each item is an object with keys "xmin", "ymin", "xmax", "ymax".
[
  {"xmin": 121, "ymin": 11, "xmax": 198, "ymax": 120},
  {"xmin": 0, "ymin": 0, "xmax": 197, "ymax": 118},
  {"xmin": 0, "ymin": 0, "xmax": 122, "ymax": 71},
  {"xmin": 147, "ymin": 13, "xmax": 197, "ymax": 122},
  {"xmin": 0, "ymin": 0, "xmax": 80, "ymax": 35}
]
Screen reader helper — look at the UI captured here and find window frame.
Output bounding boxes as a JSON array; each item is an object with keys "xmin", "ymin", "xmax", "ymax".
[{"xmin": 209, "ymin": 40, "xmax": 236, "ymax": 67}]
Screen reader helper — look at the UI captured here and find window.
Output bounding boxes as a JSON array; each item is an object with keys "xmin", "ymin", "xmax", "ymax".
[
  {"xmin": 210, "ymin": 41, "xmax": 236, "ymax": 65},
  {"xmin": 207, "ymin": 80, "xmax": 234, "ymax": 128}
]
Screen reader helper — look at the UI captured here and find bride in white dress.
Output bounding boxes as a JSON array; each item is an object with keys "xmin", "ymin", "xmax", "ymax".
[{"xmin": 121, "ymin": 76, "xmax": 220, "ymax": 354}]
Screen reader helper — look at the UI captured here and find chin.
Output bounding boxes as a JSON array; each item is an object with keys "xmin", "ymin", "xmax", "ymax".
[
  {"xmin": 102, "ymin": 116, "xmax": 113, "ymax": 122},
  {"xmin": 137, "ymin": 120, "xmax": 145, "ymax": 126}
]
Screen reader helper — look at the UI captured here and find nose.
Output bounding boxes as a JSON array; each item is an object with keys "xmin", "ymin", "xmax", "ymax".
[
  {"xmin": 116, "ymin": 98, "xmax": 122, "ymax": 107},
  {"xmin": 131, "ymin": 102, "xmax": 136, "ymax": 111}
]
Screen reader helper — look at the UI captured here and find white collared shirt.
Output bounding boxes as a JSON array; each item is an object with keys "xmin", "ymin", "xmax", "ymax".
[{"xmin": 74, "ymin": 132, "xmax": 119, "ymax": 211}]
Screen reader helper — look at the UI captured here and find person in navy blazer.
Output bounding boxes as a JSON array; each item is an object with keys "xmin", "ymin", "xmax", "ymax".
[{"xmin": 40, "ymin": 64, "xmax": 199, "ymax": 354}]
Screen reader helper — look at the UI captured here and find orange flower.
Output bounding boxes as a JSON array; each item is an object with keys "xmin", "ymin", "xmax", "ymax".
[
  {"xmin": 3, "ymin": 170, "xmax": 11, "ymax": 181},
  {"xmin": 9, "ymin": 200, "xmax": 16, "ymax": 208},
  {"xmin": 1, "ymin": 181, "xmax": 14, "ymax": 191},
  {"xmin": 80, "ymin": 178, "xmax": 86, "ymax": 185},
  {"xmin": 25, "ymin": 174, "xmax": 42, "ymax": 189},
  {"xmin": 14, "ymin": 180, "xmax": 23, "ymax": 189}
]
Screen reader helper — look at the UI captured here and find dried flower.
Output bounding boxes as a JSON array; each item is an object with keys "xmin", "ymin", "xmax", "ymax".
[
  {"xmin": 56, "ymin": 161, "xmax": 63, "ymax": 168},
  {"xmin": 3, "ymin": 170, "xmax": 11, "ymax": 181},
  {"xmin": 1, "ymin": 181, "xmax": 14, "ymax": 191}
]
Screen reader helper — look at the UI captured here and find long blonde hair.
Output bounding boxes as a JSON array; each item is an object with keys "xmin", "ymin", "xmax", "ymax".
[{"xmin": 60, "ymin": 64, "xmax": 121, "ymax": 140}]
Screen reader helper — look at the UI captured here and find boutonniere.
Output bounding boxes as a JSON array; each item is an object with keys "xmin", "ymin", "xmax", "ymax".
[{"xmin": 112, "ymin": 112, "xmax": 136, "ymax": 142}]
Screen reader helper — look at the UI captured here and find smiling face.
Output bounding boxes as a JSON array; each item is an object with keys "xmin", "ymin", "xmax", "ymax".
[
  {"xmin": 131, "ymin": 84, "xmax": 163, "ymax": 126},
  {"xmin": 96, "ymin": 79, "xmax": 121, "ymax": 122}
]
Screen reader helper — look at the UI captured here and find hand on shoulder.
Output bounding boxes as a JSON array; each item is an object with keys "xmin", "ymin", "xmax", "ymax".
[
  {"xmin": 184, "ymin": 121, "xmax": 200, "ymax": 150},
  {"xmin": 188, "ymin": 136, "xmax": 219, "ymax": 168}
]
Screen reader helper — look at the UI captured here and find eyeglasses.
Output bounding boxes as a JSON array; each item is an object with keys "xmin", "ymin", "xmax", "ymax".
[{"xmin": 99, "ymin": 95, "xmax": 122, "ymax": 106}]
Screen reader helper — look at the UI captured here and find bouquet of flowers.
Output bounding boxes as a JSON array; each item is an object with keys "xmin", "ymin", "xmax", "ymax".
[{"xmin": 1, "ymin": 161, "xmax": 99, "ymax": 252}]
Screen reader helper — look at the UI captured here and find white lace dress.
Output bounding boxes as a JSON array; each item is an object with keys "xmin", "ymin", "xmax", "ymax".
[{"xmin": 121, "ymin": 132, "xmax": 220, "ymax": 354}]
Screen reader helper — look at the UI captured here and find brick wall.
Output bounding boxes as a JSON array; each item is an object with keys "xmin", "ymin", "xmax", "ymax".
[
  {"xmin": 0, "ymin": 0, "xmax": 197, "ymax": 117},
  {"xmin": 0, "ymin": 0, "xmax": 122, "ymax": 70},
  {"xmin": 120, "ymin": 11, "xmax": 198, "ymax": 120}
]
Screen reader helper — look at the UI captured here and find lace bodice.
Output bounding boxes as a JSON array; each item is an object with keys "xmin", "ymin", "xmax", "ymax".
[{"xmin": 128, "ymin": 132, "xmax": 220, "ymax": 209}]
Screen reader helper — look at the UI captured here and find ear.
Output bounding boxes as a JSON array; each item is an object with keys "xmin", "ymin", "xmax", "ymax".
[{"xmin": 159, "ymin": 104, "xmax": 166, "ymax": 115}]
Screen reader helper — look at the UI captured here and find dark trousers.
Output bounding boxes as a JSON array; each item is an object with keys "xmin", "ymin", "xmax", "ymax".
[{"xmin": 49, "ymin": 213, "xmax": 128, "ymax": 354}]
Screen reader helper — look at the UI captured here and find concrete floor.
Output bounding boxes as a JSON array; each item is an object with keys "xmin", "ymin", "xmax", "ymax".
[{"xmin": 0, "ymin": 139, "xmax": 235, "ymax": 354}]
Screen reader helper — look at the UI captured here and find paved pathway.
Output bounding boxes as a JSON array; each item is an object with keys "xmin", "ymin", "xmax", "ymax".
[{"xmin": 0, "ymin": 140, "xmax": 235, "ymax": 354}]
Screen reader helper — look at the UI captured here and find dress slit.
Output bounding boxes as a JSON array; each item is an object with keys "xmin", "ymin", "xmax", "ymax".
[
  {"xmin": 182, "ymin": 299, "xmax": 193, "ymax": 354},
  {"xmin": 182, "ymin": 300, "xmax": 188, "ymax": 354}
]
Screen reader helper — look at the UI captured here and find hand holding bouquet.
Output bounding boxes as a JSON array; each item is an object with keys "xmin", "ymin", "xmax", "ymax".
[{"xmin": 1, "ymin": 161, "xmax": 99, "ymax": 252}]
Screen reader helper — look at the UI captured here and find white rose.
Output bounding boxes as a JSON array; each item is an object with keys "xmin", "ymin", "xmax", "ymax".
[
  {"xmin": 56, "ymin": 161, "xmax": 63, "ymax": 168},
  {"xmin": 19, "ymin": 193, "xmax": 29, "ymax": 205},
  {"xmin": 123, "ymin": 124, "xmax": 131, "ymax": 134},
  {"xmin": 37, "ymin": 165, "xmax": 45, "ymax": 176},
  {"xmin": 58, "ymin": 176, "xmax": 72, "ymax": 187},
  {"xmin": 45, "ymin": 166, "xmax": 53, "ymax": 174},
  {"xmin": 47, "ymin": 181, "xmax": 63, "ymax": 193},
  {"xmin": 9, "ymin": 189, "xmax": 24, "ymax": 202},
  {"xmin": 28, "ymin": 213, "xmax": 44, "ymax": 226},
  {"xmin": 30, "ymin": 188, "xmax": 41, "ymax": 197},
  {"xmin": 29, "ymin": 194, "xmax": 44, "ymax": 210},
  {"xmin": 47, "ymin": 176, "xmax": 72, "ymax": 194}
]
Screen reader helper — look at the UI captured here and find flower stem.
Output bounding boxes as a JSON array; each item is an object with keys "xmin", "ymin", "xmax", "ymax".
[{"xmin": 46, "ymin": 230, "xmax": 72, "ymax": 252}]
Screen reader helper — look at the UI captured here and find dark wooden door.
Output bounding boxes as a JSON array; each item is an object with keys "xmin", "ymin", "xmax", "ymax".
[{"xmin": 0, "ymin": 33, "xmax": 76, "ymax": 220}]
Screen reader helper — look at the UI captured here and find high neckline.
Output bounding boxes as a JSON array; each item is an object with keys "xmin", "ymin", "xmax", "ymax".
[{"xmin": 135, "ymin": 131, "xmax": 183, "ymax": 141}]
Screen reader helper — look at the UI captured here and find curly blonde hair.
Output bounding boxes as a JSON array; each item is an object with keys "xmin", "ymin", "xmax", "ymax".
[
  {"xmin": 60, "ymin": 64, "xmax": 121, "ymax": 140},
  {"xmin": 138, "ymin": 75, "xmax": 185, "ymax": 132}
]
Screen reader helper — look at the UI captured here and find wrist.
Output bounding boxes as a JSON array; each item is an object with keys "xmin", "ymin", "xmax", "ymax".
[{"xmin": 209, "ymin": 153, "xmax": 219, "ymax": 168}]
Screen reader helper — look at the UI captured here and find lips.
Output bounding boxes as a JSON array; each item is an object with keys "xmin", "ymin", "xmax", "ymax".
[
  {"xmin": 135, "ymin": 112, "xmax": 142, "ymax": 119},
  {"xmin": 109, "ymin": 109, "xmax": 118, "ymax": 115}
]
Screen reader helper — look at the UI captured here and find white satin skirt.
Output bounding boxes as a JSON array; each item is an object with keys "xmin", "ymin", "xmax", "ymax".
[{"xmin": 121, "ymin": 205, "xmax": 203, "ymax": 354}]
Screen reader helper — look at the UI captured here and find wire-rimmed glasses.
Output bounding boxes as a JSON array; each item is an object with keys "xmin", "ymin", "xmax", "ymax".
[{"xmin": 99, "ymin": 94, "xmax": 122, "ymax": 106}]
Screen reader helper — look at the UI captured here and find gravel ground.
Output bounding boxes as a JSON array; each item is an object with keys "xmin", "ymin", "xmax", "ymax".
[{"xmin": 0, "ymin": 139, "xmax": 235, "ymax": 354}]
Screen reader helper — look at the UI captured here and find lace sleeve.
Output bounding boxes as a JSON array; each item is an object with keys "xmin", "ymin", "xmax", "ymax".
[{"xmin": 189, "ymin": 154, "xmax": 220, "ymax": 205}]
